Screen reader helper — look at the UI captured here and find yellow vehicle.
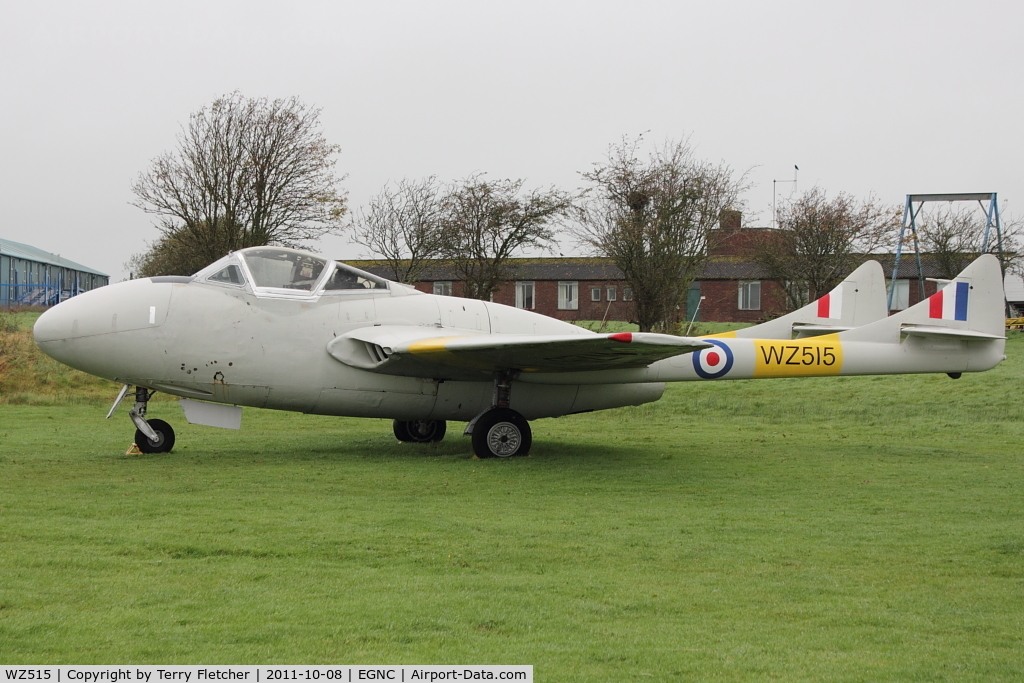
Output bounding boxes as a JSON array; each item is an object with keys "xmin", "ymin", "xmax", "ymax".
[{"xmin": 1006, "ymin": 317, "xmax": 1024, "ymax": 330}]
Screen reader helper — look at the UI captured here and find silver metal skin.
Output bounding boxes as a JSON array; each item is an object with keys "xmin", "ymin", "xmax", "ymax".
[
  {"xmin": 33, "ymin": 248, "xmax": 664, "ymax": 427},
  {"xmin": 33, "ymin": 247, "xmax": 1007, "ymax": 454}
]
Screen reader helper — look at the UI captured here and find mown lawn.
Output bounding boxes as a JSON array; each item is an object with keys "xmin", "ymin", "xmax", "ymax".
[{"xmin": 0, "ymin": 323, "xmax": 1021, "ymax": 681}]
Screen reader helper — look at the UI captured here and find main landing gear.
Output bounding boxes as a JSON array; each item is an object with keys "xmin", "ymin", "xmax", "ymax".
[
  {"xmin": 470, "ymin": 408, "xmax": 531, "ymax": 458},
  {"xmin": 393, "ymin": 419, "xmax": 447, "ymax": 443},
  {"xmin": 109, "ymin": 385, "xmax": 176, "ymax": 454},
  {"xmin": 465, "ymin": 372, "xmax": 532, "ymax": 459},
  {"xmin": 391, "ymin": 372, "xmax": 533, "ymax": 459}
]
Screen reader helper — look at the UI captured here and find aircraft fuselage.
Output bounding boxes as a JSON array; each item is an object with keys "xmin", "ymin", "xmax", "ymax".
[{"xmin": 33, "ymin": 276, "xmax": 663, "ymax": 422}]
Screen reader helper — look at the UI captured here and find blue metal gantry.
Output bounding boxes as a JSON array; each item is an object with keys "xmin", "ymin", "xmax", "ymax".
[{"xmin": 887, "ymin": 192, "xmax": 1003, "ymax": 311}]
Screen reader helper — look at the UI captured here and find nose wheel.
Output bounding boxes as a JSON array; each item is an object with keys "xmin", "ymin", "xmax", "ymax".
[
  {"xmin": 109, "ymin": 385, "xmax": 176, "ymax": 454},
  {"xmin": 135, "ymin": 418, "xmax": 176, "ymax": 454}
]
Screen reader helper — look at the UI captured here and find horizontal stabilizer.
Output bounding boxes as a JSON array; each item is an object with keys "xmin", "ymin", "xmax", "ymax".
[
  {"xmin": 790, "ymin": 323, "xmax": 854, "ymax": 336},
  {"xmin": 899, "ymin": 325, "xmax": 1004, "ymax": 340},
  {"xmin": 729, "ymin": 260, "xmax": 888, "ymax": 339}
]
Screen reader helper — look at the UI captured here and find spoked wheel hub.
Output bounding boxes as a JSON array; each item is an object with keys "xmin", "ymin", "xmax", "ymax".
[
  {"xmin": 471, "ymin": 408, "xmax": 531, "ymax": 458},
  {"xmin": 487, "ymin": 422, "xmax": 522, "ymax": 457}
]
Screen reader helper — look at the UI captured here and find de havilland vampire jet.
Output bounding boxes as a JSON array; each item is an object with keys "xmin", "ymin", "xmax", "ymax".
[{"xmin": 33, "ymin": 247, "xmax": 1006, "ymax": 458}]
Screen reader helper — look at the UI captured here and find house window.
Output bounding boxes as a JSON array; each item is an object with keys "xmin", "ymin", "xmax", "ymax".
[
  {"xmin": 890, "ymin": 280, "xmax": 910, "ymax": 310},
  {"xmin": 515, "ymin": 281, "xmax": 535, "ymax": 309},
  {"xmin": 607, "ymin": 287, "xmax": 617, "ymax": 301},
  {"xmin": 591, "ymin": 287, "xmax": 602, "ymax": 302},
  {"xmin": 558, "ymin": 281, "xmax": 578, "ymax": 310},
  {"xmin": 623, "ymin": 287, "xmax": 633, "ymax": 301},
  {"xmin": 738, "ymin": 280, "xmax": 761, "ymax": 310},
  {"xmin": 433, "ymin": 281, "xmax": 452, "ymax": 296}
]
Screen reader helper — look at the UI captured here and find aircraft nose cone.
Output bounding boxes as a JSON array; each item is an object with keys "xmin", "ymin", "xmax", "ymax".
[
  {"xmin": 33, "ymin": 278, "xmax": 173, "ymax": 345},
  {"xmin": 33, "ymin": 301, "xmax": 78, "ymax": 343},
  {"xmin": 33, "ymin": 279, "xmax": 174, "ymax": 379}
]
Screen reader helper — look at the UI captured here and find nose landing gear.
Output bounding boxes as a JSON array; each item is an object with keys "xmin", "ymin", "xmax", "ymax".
[
  {"xmin": 134, "ymin": 418, "xmax": 176, "ymax": 454},
  {"xmin": 109, "ymin": 385, "xmax": 176, "ymax": 454}
]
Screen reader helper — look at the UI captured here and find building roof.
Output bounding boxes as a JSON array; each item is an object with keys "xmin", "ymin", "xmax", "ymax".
[
  {"xmin": 0, "ymin": 237, "xmax": 109, "ymax": 277},
  {"xmin": 871, "ymin": 254, "xmax": 946, "ymax": 279},
  {"xmin": 1006, "ymin": 273, "xmax": 1024, "ymax": 303}
]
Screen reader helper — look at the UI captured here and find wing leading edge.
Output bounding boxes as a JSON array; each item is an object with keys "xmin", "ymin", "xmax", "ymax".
[{"xmin": 327, "ymin": 325, "xmax": 711, "ymax": 380}]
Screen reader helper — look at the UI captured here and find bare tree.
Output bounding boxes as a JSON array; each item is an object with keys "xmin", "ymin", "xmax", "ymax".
[
  {"xmin": 126, "ymin": 226, "xmax": 208, "ymax": 279},
  {"xmin": 918, "ymin": 207, "xmax": 985, "ymax": 280},
  {"xmin": 350, "ymin": 177, "xmax": 445, "ymax": 283},
  {"xmin": 917, "ymin": 206, "xmax": 1021, "ymax": 279},
  {"xmin": 440, "ymin": 175, "xmax": 575, "ymax": 300},
  {"xmin": 576, "ymin": 136, "xmax": 747, "ymax": 332},
  {"xmin": 130, "ymin": 92, "xmax": 346, "ymax": 275},
  {"xmin": 753, "ymin": 187, "xmax": 901, "ymax": 310}
]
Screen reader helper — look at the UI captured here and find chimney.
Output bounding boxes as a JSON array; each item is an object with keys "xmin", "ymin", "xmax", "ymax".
[
  {"xmin": 709, "ymin": 210, "xmax": 747, "ymax": 256},
  {"xmin": 719, "ymin": 209, "xmax": 742, "ymax": 231}
]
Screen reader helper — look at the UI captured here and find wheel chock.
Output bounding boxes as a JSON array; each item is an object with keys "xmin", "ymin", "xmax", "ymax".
[{"xmin": 125, "ymin": 443, "xmax": 143, "ymax": 455}]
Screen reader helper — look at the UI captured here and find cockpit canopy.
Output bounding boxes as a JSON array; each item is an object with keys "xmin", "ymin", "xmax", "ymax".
[
  {"xmin": 195, "ymin": 247, "xmax": 389, "ymax": 296},
  {"xmin": 243, "ymin": 248, "xmax": 327, "ymax": 291}
]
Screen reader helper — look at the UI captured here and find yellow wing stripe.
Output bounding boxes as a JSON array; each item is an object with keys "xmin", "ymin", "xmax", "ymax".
[{"xmin": 406, "ymin": 336, "xmax": 472, "ymax": 354}]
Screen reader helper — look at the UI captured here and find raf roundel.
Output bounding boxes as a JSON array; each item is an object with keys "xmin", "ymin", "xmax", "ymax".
[{"xmin": 692, "ymin": 339, "xmax": 734, "ymax": 379}]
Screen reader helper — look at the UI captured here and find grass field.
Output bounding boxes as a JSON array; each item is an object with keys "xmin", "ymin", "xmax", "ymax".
[
  {"xmin": 0, "ymin": 310, "xmax": 119, "ymax": 404},
  {"xmin": 1, "ymin": 314, "xmax": 1022, "ymax": 680}
]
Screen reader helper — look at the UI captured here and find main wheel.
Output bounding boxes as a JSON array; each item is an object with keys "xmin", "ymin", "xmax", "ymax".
[
  {"xmin": 135, "ymin": 418, "xmax": 175, "ymax": 454},
  {"xmin": 393, "ymin": 419, "xmax": 447, "ymax": 443},
  {"xmin": 471, "ymin": 409, "xmax": 531, "ymax": 458}
]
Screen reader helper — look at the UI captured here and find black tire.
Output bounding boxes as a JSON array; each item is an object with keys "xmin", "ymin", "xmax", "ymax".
[
  {"xmin": 393, "ymin": 419, "xmax": 412, "ymax": 442},
  {"xmin": 135, "ymin": 418, "xmax": 175, "ymax": 454},
  {"xmin": 394, "ymin": 419, "xmax": 447, "ymax": 443},
  {"xmin": 471, "ymin": 409, "xmax": 531, "ymax": 458}
]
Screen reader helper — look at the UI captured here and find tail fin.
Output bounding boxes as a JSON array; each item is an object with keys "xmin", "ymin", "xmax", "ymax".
[
  {"xmin": 841, "ymin": 253, "xmax": 1005, "ymax": 344},
  {"xmin": 731, "ymin": 260, "xmax": 888, "ymax": 339}
]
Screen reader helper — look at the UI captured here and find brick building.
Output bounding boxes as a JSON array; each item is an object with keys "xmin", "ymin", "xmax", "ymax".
[
  {"xmin": 388, "ymin": 258, "xmax": 637, "ymax": 323},
  {"xmin": 348, "ymin": 250, "xmax": 786, "ymax": 325},
  {"xmin": 347, "ymin": 216, "xmax": 951, "ymax": 324},
  {"xmin": 699, "ymin": 219, "xmax": 788, "ymax": 323}
]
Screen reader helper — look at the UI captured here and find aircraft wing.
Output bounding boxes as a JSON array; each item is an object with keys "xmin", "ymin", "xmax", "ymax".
[{"xmin": 327, "ymin": 325, "xmax": 711, "ymax": 379}]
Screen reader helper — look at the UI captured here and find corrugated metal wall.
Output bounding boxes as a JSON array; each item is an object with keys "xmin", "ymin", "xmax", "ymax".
[{"xmin": 1, "ymin": 253, "xmax": 109, "ymax": 306}]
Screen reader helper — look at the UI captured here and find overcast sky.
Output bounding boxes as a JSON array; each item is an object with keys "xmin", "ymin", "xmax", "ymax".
[{"xmin": 2, "ymin": 0, "xmax": 1021, "ymax": 281}]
